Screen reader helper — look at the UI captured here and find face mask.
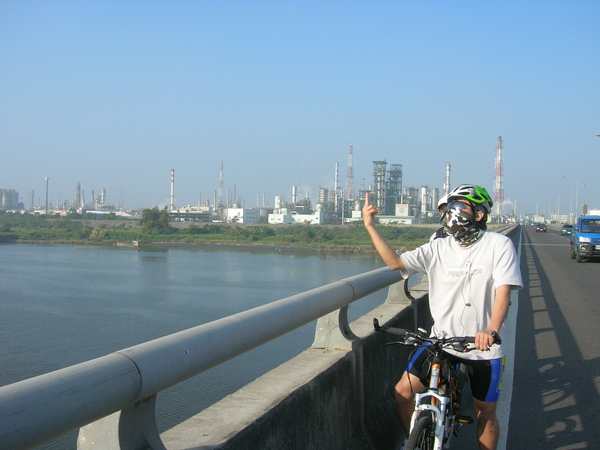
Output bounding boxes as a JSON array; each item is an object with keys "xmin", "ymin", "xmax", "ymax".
[{"xmin": 441, "ymin": 201, "xmax": 483, "ymax": 247}]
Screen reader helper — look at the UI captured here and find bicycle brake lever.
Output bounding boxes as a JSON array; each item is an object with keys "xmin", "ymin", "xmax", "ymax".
[{"xmin": 452, "ymin": 341, "xmax": 471, "ymax": 352}]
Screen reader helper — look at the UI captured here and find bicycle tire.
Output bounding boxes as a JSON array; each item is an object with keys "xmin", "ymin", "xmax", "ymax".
[{"xmin": 405, "ymin": 414, "xmax": 435, "ymax": 450}]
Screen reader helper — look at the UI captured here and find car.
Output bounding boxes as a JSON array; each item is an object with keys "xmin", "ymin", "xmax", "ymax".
[
  {"xmin": 536, "ymin": 223, "xmax": 547, "ymax": 232},
  {"xmin": 561, "ymin": 224, "xmax": 573, "ymax": 236},
  {"xmin": 570, "ymin": 216, "xmax": 600, "ymax": 262}
]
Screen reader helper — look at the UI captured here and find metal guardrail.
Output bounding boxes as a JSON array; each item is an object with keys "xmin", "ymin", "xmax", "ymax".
[{"xmin": 0, "ymin": 266, "xmax": 403, "ymax": 449}]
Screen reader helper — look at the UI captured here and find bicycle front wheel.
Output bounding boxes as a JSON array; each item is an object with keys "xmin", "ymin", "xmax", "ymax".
[{"xmin": 406, "ymin": 414, "xmax": 435, "ymax": 450}]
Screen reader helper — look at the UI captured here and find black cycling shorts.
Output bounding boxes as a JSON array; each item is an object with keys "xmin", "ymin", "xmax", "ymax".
[{"xmin": 406, "ymin": 345, "xmax": 505, "ymax": 402}]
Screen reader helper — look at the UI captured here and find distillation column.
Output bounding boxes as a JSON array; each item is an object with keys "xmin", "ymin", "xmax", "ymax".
[
  {"xmin": 387, "ymin": 164, "xmax": 403, "ymax": 216},
  {"xmin": 372, "ymin": 161, "xmax": 387, "ymax": 212}
]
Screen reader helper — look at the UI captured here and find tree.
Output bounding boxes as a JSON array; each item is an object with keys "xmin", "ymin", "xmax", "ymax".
[{"xmin": 141, "ymin": 207, "xmax": 172, "ymax": 233}]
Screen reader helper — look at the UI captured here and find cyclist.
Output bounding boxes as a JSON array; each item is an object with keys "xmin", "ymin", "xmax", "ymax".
[{"xmin": 363, "ymin": 184, "xmax": 522, "ymax": 450}]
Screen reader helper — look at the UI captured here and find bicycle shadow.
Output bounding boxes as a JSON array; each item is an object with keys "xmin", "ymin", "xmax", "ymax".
[{"xmin": 449, "ymin": 383, "xmax": 480, "ymax": 449}]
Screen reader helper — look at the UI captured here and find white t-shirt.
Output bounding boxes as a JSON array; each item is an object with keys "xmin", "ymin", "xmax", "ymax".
[{"xmin": 399, "ymin": 231, "xmax": 523, "ymax": 360}]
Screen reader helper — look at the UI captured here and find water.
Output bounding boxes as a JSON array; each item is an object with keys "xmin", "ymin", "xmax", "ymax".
[{"xmin": 0, "ymin": 244, "xmax": 387, "ymax": 448}]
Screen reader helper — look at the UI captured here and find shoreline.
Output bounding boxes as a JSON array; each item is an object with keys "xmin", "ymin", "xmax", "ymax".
[{"xmin": 11, "ymin": 239, "xmax": 386, "ymax": 254}]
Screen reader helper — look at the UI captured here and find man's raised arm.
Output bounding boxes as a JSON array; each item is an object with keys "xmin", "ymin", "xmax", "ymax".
[{"xmin": 362, "ymin": 193, "xmax": 406, "ymax": 272}]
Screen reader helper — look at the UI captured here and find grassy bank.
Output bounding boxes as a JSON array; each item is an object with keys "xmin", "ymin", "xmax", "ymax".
[{"xmin": 0, "ymin": 213, "xmax": 436, "ymax": 252}]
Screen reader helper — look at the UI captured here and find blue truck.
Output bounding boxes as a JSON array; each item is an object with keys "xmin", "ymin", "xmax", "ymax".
[{"xmin": 570, "ymin": 215, "xmax": 600, "ymax": 262}]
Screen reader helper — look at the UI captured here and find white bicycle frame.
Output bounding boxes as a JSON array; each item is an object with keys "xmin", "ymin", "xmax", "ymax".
[{"xmin": 409, "ymin": 365, "xmax": 453, "ymax": 450}]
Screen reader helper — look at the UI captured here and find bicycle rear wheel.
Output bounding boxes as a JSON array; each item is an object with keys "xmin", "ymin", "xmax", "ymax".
[{"xmin": 406, "ymin": 414, "xmax": 435, "ymax": 450}]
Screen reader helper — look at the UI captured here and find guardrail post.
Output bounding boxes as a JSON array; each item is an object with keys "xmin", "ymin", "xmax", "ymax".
[
  {"xmin": 384, "ymin": 278, "xmax": 414, "ymax": 305},
  {"xmin": 311, "ymin": 306, "xmax": 358, "ymax": 348},
  {"xmin": 78, "ymin": 395, "xmax": 165, "ymax": 449},
  {"xmin": 385, "ymin": 277, "xmax": 429, "ymax": 331}
]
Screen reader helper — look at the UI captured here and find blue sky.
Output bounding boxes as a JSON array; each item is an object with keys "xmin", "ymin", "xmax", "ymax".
[{"xmin": 1, "ymin": 1, "xmax": 599, "ymax": 217}]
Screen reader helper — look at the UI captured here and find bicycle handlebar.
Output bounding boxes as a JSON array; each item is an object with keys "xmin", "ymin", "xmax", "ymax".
[{"xmin": 373, "ymin": 318, "xmax": 502, "ymax": 351}]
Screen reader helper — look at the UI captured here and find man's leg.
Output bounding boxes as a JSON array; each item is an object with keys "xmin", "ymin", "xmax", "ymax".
[
  {"xmin": 394, "ymin": 371, "xmax": 426, "ymax": 436},
  {"xmin": 472, "ymin": 397, "xmax": 499, "ymax": 450}
]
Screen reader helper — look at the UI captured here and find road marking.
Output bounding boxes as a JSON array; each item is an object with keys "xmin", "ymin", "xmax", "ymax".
[{"xmin": 497, "ymin": 226, "xmax": 523, "ymax": 450}]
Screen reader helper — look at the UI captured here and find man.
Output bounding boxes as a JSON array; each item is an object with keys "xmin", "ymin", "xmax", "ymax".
[{"xmin": 363, "ymin": 184, "xmax": 522, "ymax": 450}]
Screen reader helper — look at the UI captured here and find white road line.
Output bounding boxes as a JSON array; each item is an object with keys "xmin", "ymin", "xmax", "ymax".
[
  {"xmin": 522, "ymin": 243, "xmax": 569, "ymax": 246},
  {"xmin": 497, "ymin": 226, "xmax": 523, "ymax": 450}
]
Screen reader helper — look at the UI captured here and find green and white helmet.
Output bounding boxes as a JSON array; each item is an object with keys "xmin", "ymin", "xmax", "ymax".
[{"xmin": 447, "ymin": 184, "xmax": 494, "ymax": 214}]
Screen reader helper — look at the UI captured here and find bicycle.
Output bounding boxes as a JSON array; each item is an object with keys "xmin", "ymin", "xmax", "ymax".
[{"xmin": 373, "ymin": 318, "xmax": 501, "ymax": 450}]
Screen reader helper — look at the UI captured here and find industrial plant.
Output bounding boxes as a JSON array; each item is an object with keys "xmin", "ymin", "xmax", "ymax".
[
  {"xmin": 167, "ymin": 143, "xmax": 482, "ymax": 225},
  {"xmin": 2, "ymin": 137, "xmax": 526, "ymax": 224},
  {"xmin": 0, "ymin": 183, "xmax": 129, "ymax": 218}
]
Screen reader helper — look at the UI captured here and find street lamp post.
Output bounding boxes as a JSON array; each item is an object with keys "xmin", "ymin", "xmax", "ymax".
[
  {"xmin": 561, "ymin": 176, "xmax": 580, "ymax": 221},
  {"xmin": 568, "ymin": 187, "xmax": 574, "ymax": 222},
  {"xmin": 548, "ymin": 191, "xmax": 566, "ymax": 222},
  {"xmin": 543, "ymin": 199, "xmax": 551, "ymax": 222}
]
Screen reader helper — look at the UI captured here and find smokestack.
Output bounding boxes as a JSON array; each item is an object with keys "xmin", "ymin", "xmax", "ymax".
[
  {"xmin": 345, "ymin": 144, "xmax": 354, "ymax": 200},
  {"xmin": 334, "ymin": 162, "xmax": 340, "ymax": 212},
  {"xmin": 493, "ymin": 136, "xmax": 504, "ymax": 216},
  {"xmin": 170, "ymin": 169, "xmax": 175, "ymax": 212},
  {"xmin": 444, "ymin": 163, "xmax": 451, "ymax": 195},
  {"xmin": 421, "ymin": 185, "xmax": 428, "ymax": 215}
]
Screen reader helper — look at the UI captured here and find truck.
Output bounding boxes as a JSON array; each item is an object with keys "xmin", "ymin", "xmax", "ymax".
[{"xmin": 570, "ymin": 215, "xmax": 600, "ymax": 263}]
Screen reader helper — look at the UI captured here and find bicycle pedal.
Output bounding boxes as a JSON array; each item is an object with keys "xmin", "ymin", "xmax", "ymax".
[{"xmin": 456, "ymin": 415, "xmax": 474, "ymax": 424}]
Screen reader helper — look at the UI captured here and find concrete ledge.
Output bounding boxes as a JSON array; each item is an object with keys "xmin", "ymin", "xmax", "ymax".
[{"xmin": 161, "ymin": 347, "xmax": 351, "ymax": 449}]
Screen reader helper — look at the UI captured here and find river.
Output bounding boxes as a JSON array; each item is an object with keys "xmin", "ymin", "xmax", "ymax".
[{"xmin": 0, "ymin": 243, "xmax": 389, "ymax": 448}]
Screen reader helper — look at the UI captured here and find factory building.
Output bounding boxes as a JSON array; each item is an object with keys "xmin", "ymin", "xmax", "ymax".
[
  {"xmin": 268, "ymin": 209, "xmax": 325, "ymax": 225},
  {"xmin": 0, "ymin": 189, "xmax": 23, "ymax": 210},
  {"xmin": 169, "ymin": 205, "xmax": 213, "ymax": 223},
  {"xmin": 225, "ymin": 208, "xmax": 262, "ymax": 224}
]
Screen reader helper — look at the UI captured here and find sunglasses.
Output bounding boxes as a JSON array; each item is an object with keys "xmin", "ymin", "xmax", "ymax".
[
  {"xmin": 441, "ymin": 201, "xmax": 474, "ymax": 221},
  {"xmin": 446, "ymin": 200, "xmax": 473, "ymax": 213}
]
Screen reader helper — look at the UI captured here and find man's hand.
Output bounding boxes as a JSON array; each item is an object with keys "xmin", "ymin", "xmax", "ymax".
[
  {"xmin": 362, "ymin": 192, "xmax": 379, "ymax": 229},
  {"xmin": 475, "ymin": 331, "xmax": 497, "ymax": 351}
]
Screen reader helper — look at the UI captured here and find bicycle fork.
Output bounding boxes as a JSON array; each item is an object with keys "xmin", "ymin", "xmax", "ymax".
[{"xmin": 409, "ymin": 362, "xmax": 450, "ymax": 450}]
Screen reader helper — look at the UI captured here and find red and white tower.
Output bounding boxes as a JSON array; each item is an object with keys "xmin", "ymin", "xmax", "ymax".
[
  {"xmin": 345, "ymin": 144, "xmax": 354, "ymax": 200},
  {"xmin": 493, "ymin": 136, "xmax": 504, "ymax": 216}
]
